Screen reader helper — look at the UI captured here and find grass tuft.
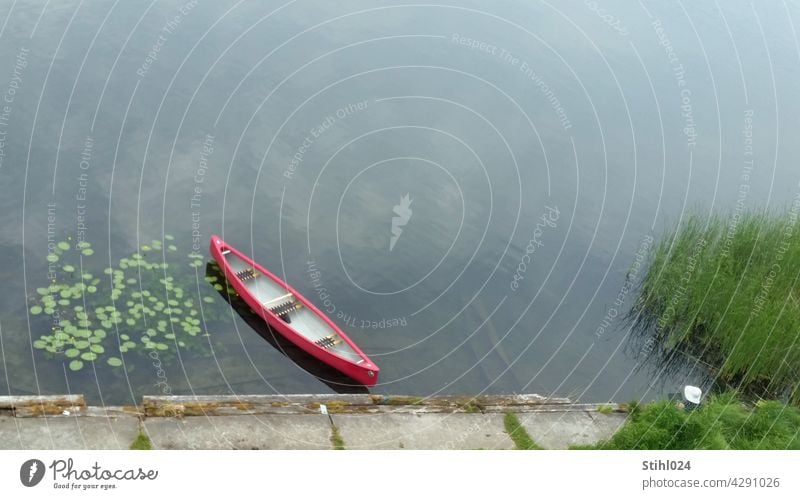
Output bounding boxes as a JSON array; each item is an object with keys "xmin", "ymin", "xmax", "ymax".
[
  {"xmin": 503, "ymin": 412, "xmax": 543, "ymax": 450},
  {"xmin": 596, "ymin": 404, "xmax": 614, "ymax": 414},
  {"xmin": 129, "ymin": 431, "xmax": 153, "ymax": 450},
  {"xmin": 330, "ymin": 425, "xmax": 345, "ymax": 450}
]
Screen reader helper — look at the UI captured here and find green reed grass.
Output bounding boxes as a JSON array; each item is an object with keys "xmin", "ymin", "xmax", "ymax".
[
  {"xmin": 579, "ymin": 392, "xmax": 800, "ymax": 450},
  {"xmin": 630, "ymin": 209, "xmax": 800, "ymax": 402}
]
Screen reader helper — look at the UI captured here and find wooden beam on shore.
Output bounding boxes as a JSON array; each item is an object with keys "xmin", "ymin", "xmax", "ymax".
[
  {"xmin": 0, "ymin": 394, "xmax": 85, "ymax": 417},
  {"xmin": 0, "ymin": 394, "xmax": 630, "ymax": 419},
  {"xmin": 141, "ymin": 393, "xmax": 576, "ymax": 417}
]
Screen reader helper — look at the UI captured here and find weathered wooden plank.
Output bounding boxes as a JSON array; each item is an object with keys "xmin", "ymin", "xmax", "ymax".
[
  {"xmin": 2, "ymin": 393, "xmax": 588, "ymax": 418},
  {"xmin": 142, "ymin": 394, "xmax": 369, "ymax": 417},
  {"xmin": 82, "ymin": 406, "xmax": 144, "ymax": 418},
  {"xmin": 0, "ymin": 395, "xmax": 87, "ymax": 417},
  {"xmin": 482, "ymin": 403, "xmax": 624, "ymax": 414},
  {"xmin": 0, "ymin": 395, "xmax": 85, "ymax": 409},
  {"xmin": 141, "ymin": 393, "xmax": 575, "ymax": 416}
]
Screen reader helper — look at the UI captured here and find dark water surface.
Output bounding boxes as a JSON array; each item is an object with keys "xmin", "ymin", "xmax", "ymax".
[{"xmin": 1, "ymin": 1, "xmax": 799, "ymax": 404}]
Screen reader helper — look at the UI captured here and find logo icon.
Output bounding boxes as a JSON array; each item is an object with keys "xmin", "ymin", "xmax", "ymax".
[
  {"xmin": 20, "ymin": 459, "xmax": 45, "ymax": 487},
  {"xmin": 390, "ymin": 193, "xmax": 413, "ymax": 251}
]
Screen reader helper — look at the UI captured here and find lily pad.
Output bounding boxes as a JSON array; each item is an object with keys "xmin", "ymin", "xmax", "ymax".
[
  {"xmin": 29, "ymin": 305, "xmax": 43, "ymax": 315},
  {"xmin": 65, "ymin": 349, "xmax": 80, "ymax": 358},
  {"xmin": 80, "ymin": 352, "xmax": 98, "ymax": 361},
  {"xmin": 81, "ymin": 248, "xmax": 94, "ymax": 256},
  {"xmin": 57, "ymin": 241, "xmax": 70, "ymax": 251},
  {"xmin": 69, "ymin": 360, "xmax": 84, "ymax": 371},
  {"xmin": 63, "ymin": 265, "xmax": 75, "ymax": 272},
  {"xmin": 46, "ymin": 254, "xmax": 59, "ymax": 263},
  {"xmin": 107, "ymin": 357, "xmax": 123, "ymax": 367}
]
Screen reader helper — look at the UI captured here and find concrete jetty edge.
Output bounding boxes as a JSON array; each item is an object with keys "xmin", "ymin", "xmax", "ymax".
[{"xmin": 0, "ymin": 394, "xmax": 629, "ymax": 450}]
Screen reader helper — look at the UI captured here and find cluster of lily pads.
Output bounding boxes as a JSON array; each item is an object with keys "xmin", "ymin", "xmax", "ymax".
[{"xmin": 30, "ymin": 236, "xmax": 236, "ymax": 371}]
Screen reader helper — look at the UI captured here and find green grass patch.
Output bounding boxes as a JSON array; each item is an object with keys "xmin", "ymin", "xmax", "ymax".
[
  {"xmin": 596, "ymin": 404, "xmax": 615, "ymax": 414},
  {"xmin": 129, "ymin": 431, "xmax": 153, "ymax": 450},
  {"xmin": 630, "ymin": 210, "xmax": 800, "ymax": 402},
  {"xmin": 503, "ymin": 412, "xmax": 543, "ymax": 450},
  {"xmin": 330, "ymin": 425, "xmax": 345, "ymax": 450},
  {"xmin": 461, "ymin": 401, "xmax": 483, "ymax": 413},
  {"xmin": 582, "ymin": 393, "xmax": 800, "ymax": 450}
]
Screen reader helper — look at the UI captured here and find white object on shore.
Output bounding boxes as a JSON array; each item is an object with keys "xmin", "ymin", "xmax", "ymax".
[
  {"xmin": 684, "ymin": 385, "xmax": 702, "ymax": 404},
  {"xmin": 319, "ymin": 404, "xmax": 328, "ymax": 415}
]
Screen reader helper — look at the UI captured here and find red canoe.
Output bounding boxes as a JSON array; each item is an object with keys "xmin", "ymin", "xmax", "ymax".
[{"xmin": 209, "ymin": 235, "xmax": 379, "ymax": 386}]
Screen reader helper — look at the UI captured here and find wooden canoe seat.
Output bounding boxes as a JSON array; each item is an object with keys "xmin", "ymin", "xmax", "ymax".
[
  {"xmin": 314, "ymin": 334, "xmax": 341, "ymax": 349},
  {"xmin": 269, "ymin": 300, "xmax": 302, "ymax": 318},
  {"xmin": 235, "ymin": 268, "xmax": 257, "ymax": 281},
  {"xmin": 264, "ymin": 292, "xmax": 303, "ymax": 323}
]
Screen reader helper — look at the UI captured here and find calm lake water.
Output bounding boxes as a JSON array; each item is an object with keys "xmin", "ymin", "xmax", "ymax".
[{"xmin": 1, "ymin": 1, "xmax": 799, "ymax": 405}]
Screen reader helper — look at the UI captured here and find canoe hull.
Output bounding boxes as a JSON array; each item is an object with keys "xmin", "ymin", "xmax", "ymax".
[{"xmin": 209, "ymin": 235, "xmax": 379, "ymax": 386}]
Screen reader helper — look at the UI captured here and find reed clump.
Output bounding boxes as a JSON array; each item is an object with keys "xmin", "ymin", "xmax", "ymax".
[{"xmin": 630, "ymin": 210, "xmax": 800, "ymax": 403}]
